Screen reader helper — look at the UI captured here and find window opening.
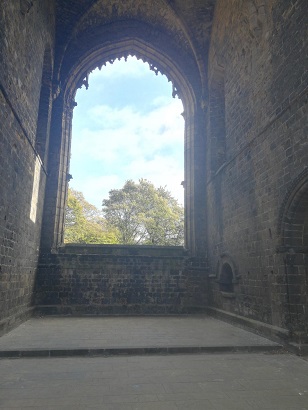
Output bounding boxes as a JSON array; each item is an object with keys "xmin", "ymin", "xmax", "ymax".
[{"xmin": 65, "ymin": 56, "xmax": 185, "ymax": 246}]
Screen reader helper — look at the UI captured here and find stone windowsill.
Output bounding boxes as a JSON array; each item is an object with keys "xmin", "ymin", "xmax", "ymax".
[{"xmin": 220, "ymin": 291, "xmax": 236, "ymax": 299}]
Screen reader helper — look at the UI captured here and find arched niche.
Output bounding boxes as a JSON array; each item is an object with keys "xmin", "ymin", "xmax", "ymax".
[
  {"xmin": 279, "ymin": 169, "xmax": 308, "ymax": 252},
  {"xmin": 216, "ymin": 254, "xmax": 238, "ymax": 297},
  {"xmin": 41, "ymin": 32, "xmax": 207, "ymax": 256},
  {"xmin": 278, "ymin": 169, "xmax": 308, "ymax": 341},
  {"xmin": 219, "ymin": 263, "xmax": 234, "ymax": 293}
]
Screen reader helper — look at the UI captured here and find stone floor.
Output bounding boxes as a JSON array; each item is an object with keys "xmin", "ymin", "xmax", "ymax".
[
  {"xmin": 0, "ymin": 316, "xmax": 279, "ymax": 352},
  {"xmin": 1, "ymin": 353, "xmax": 308, "ymax": 409},
  {"xmin": 0, "ymin": 316, "xmax": 308, "ymax": 409}
]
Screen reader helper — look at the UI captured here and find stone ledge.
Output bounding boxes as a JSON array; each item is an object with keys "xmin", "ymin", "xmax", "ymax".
[
  {"xmin": 0, "ymin": 344, "xmax": 285, "ymax": 359},
  {"xmin": 34, "ymin": 305, "xmax": 209, "ymax": 316},
  {"xmin": 55, "ymin": 244, "xmax": 188, "ymax": 257},
  {"xmin": 287, "ymin": 343, "xmax": 308, "ymax": 357},
  {"xmin": 205, "ymin": 307, "xmax": 290, "ymax": 343},
  {"xmin": 220, "ymin": 291, "xmax": 236, "ymax": 299},
  {"xmin": 0, "ymin": 307, "xmax": 35, "ymax": 337}
]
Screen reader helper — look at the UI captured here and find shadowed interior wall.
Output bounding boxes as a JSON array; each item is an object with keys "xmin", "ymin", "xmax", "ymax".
[
  {"xmin": 0, "ymin": 1, "xmax": 54, "ymax": 334},
  {"xmin": 206, "ymin": 0, "xmax": 308, "ymax": 331},
  {"xmin": 35, "ymin": 246, "xmax": 208, "ymax": 315}
]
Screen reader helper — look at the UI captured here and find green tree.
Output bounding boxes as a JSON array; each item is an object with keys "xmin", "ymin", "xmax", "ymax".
[
  {"xmin": 64, "ymin": 188, "xmax": 119, "ymax": 244},
  {"xmin": 102, "ymin": 179, "xmax": 184, "ymax": 245}
]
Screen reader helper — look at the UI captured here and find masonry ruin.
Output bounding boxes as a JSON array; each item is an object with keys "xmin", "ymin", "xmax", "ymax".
[{"xmin": 0, "ymin": 0, "xmax": 307, "ymax": 344}]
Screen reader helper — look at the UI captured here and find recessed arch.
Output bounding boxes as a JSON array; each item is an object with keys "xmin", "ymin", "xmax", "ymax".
[
  {"xmin": 219, "ymin": 263, "xmax": 234, "ymax": 293},
  {"xmin": 279, "ymin": 169, "xmax": 308, "ymax": 251},
  {"xmin": 278, "ymin": 169, "xmax": 308, "ymax": 340},
  {"xmin": 64, "ymin": 38, "xmax": 197, "ymax": 115},
  {"xmin": 42, "ymin": 26, "xmax": 206, "ymax": 256},
  {"xmin": 217, "ymin": 253, "xmax": 238, "ymax": 295}
]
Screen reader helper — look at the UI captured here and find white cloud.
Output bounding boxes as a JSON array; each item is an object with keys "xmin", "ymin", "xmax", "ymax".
[
  {"xmin": 73, "ymin": 99, "xmax": 183, "ymax": 155},
  {"xmin": 70, "ymin": 98, "xmax": 184, "ymax": 207},
  {"xmin": 70, "ymin": 57, "xmax": 185, "ymax": 208}
]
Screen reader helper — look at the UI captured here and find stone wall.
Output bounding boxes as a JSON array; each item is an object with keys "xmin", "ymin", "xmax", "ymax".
[
  {"xmin": 35, "ymin": 245, "xmax": 208, "ymax": 315},
  {"xmin": 206, "ymin": 0, "xmax": 308, "ymax": 334},
  {"xmin": 0, "ymin": 0, "xmax": 307, "ymax": 341},
  {"xmin": 0, "ymin": 1, "xmax": 54, "ymax": 334}
]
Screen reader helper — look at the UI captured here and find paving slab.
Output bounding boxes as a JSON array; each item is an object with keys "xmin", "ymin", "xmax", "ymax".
[
  {"xmin": 0, "ymin": 316, "xmax": 281, "ymax": 357},
  {"xmin": 0, "ymin": 353, "xmax": 308, "ymax": 409}
]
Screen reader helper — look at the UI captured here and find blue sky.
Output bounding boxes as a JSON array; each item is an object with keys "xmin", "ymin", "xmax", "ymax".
[{"xmin": 69, "ymin": 56, "xmax": 184, "ymax": 209}]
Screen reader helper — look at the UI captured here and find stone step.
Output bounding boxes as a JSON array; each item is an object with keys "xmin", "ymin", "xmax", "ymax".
[
  {"xmin": 0, "ymin": 344, "xmax": 285, "ymax": 359},
  {"xmin": 56, "ymin": 244, "xmax": 188, "ymax": 257}
]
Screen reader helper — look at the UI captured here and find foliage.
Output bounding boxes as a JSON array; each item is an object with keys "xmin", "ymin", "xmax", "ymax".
[
  {"xmin": 64, "ymin": 188, "xmax": 119, "ymax": 244},
  {"xmin": 102, "ymin": 179, "xmax": 184, "ymax": 245}
]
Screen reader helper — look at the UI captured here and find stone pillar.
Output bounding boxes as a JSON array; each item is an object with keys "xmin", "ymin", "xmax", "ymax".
[
  {"xmin": 184, "ymin": 102, "xmax": 207, "ymax": 256},
  {"xmin": 40, "ymin": 95, "xmax": 74, "ymax": 251}
]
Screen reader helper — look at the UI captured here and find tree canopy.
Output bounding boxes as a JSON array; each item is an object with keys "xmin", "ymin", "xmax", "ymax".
[
  {"xmin": 64, "ymin": 188, "xmax": 119, "ymax": 244},
  {"xmin": 102, "ymin": 179, "xmax": 184, "ymax": 246}
]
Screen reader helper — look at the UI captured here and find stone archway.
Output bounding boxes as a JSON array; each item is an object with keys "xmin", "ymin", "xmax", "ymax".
[
  {"xmin": 41, "ymin": 25, "xmax": 207, "ymax": 256},
  {"xmin": 278, "ymin": 169, "xmax": 308, "ymax": 342}
]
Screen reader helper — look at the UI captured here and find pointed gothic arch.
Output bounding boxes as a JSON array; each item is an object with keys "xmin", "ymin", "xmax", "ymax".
[
  {"xmin": 278, "ymin": 169, "xmax": 308, "ymax": 341},
  {"xmin": 41, "ymin": 32, "xmax": 207, "ymax": 256}
]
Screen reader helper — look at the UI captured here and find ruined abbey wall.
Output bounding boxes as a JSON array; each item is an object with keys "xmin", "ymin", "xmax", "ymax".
[
  {"xmin": 206, "ymin": 0, "xmax": 308, "ymax": 335},
  {"xmin": 0, "ymin": 0, "xmax": 307, "ymax": 340},
  {"xmin": 0, "ymin": 1, "xmax": 54, "ymax": 333},
  {"xmin": 35, "ymin": 246, "xmax": 208, "ymax": 315}
]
